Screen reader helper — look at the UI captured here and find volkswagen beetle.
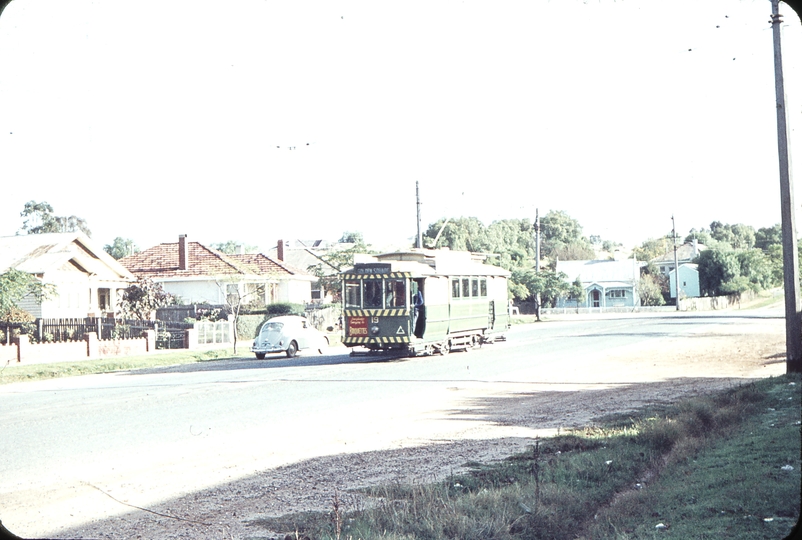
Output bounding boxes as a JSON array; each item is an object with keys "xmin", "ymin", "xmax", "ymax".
[{"xmin": 251, "ymin": 315, "xmax": 329, "ymax": 359}]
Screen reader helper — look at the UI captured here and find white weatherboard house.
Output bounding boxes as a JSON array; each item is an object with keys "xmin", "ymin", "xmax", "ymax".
[
  {"xmin": 119, "ymin": 235, "xmax": 316, "ymax": 306},
  {"xmin": 556, "ymin": 258, "xmax": 644, "ymax": 309},
  {"xmin": 0, "ymin": 233, "xmax": 136, "ymax": 318},
  {"xmin": 669, "ymin": 263, "xmax": 701, "ymax": 299}
]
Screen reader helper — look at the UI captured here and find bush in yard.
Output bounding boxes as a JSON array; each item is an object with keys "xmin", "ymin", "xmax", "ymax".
[{"xmin": 266, "ymin": 303, "xmax": 305, "ymax": 316}]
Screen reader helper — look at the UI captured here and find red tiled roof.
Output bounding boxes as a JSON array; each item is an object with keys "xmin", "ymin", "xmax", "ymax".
[
  {"xmin": 120, "ymin": 242, "xmax": 306, "ymax": 279},
  {"xmin": 228, "ymin": 253, "xmax": 309, "ymax": 276}
]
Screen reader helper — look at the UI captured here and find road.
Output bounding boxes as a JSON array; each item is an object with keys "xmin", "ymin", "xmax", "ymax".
[{"xmin": 0, "ymin": 308, "xmax": 787, "ymax": 538}]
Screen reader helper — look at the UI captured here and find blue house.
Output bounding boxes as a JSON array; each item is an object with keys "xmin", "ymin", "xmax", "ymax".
[
  {"xmin": 556, "ymin": 258, "xmax": 644, "ymax": 309},
  {"xmin": 669, "ymin": 263, "xmax": 700, "ymax": 299}
]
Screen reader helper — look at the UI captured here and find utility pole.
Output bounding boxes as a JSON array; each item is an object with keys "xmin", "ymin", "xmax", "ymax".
[
  {"xmin": 672, "ymin": 216, "xmax": 680, "ymax": 312},
  {"xmin": 771, "ymin": 0, "xmax": 801, "ymax": 373},
  {"xmin": 416, "ymin": 181, "xmax": 423, "ymax": 249},
  {"xmin": 534, "ymin": 209, "xmax": 542, "ymax": 321}
]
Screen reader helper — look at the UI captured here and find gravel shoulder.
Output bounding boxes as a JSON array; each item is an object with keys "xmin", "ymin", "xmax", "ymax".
[{"xmin": 46, "ymin": 311, "xmax": 789, "ymax": 539}]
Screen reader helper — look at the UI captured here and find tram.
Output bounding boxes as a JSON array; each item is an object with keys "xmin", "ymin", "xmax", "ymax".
[{"xmin": 341, "ymin": 249, "xmax": 511, "ymax": 356}]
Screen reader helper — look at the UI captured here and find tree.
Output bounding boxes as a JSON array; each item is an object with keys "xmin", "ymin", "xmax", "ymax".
[
  {"xmin": 0, "ymin": 269, "xmax": 57, "ymax": 320},
  {"xmin": 685, "ymin": 228, "xmax": 712, "ymax": 246},
  {"xmin": 210, "ymin": 241, "xmax": 258, "ymax": 255},
  {"xmin": 423, "ymin": 217, "xmax": 489, "ymax": 252},
  {"xmin": 568, "ymin": 277, "xmax": 585, "ymax": 307},
  {"xmin": 104, "ymin": 237, "xmax": 139, "ymax": 260},
  {"xmin": 735, "ymin": 249, "xmax": 776, "ymax": 291},
  {"xmin": 308, "ymin": 232, "xmax": 373, "ymax": 302},
  {"xmin": 510, "ymin": 268, "xmax": 568, "ymax": 307},
  {"xmin": 215, "ymin": 278, "xmax": 264, "ymax": 354},
  {"xmin": 539, "ymin": 210, "xmax": 595, "ymax": 261},
  {"xmin": 755, "ymin": 224, "xmax": 782, "ymax": 251},
  {"xmin": 708, "ymin": 221, "xmax": 755, "ymax": 250},
  {"xmin": 118, "ymin": 278, "xmax": 174, "ymax": 320},
  {"xmin": 339, "ymin": 231, "xmax": 365, "ymax": 244},
  {"xmin": 697, "ymin": 248, "xmax": 740, "ymax": 296},
  {"xmin": 639, "ymin": 273, "xmax": 666, "ymax": 306},
  {"xmin": 633, "ymin": 237, "xmax": 671, "ymax": 262},
  {"xmin": 19, "ymin": 200, "xmax": 91, "ymax": 236}
]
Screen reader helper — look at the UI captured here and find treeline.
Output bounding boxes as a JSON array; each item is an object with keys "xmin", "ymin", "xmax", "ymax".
[
  {"xmin": 688, "ymin": 222, "xmax": 784, "ymax": 296},
  {"xmin": 420, "ymin": 211, "xmax": 613, "ymax": 306},
  {"xmin": 422, "ymin": 215, "xmax": 788, "ymax": 306}
]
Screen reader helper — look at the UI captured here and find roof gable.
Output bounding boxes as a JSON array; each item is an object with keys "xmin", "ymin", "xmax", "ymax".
[{"xmin": 0, "ymin": 233, "xmax": 135, "ymax": 280}]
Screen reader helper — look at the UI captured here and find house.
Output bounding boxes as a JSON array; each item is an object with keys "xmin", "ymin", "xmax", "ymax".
[
  {"xmin": 119, "ymin": 235, "xmax": 316, "ymax": 307},
  {"xmin": 669, "ymin": 263, "xmax": 701, "ymax": 299},
  {"xmin": 0, "ymin": 232, "xmax": 136, "ymax": 318},
  {"xmin": 555, "ymin": 258, "xmax": 644, "ymax": 309},
  {"xmin": 266, "ymin": 239, "xmax": 353, "ymax": 302},
  {"xmin": 651, "ymin": 239, "xmax": 706, "ymax": 279}
]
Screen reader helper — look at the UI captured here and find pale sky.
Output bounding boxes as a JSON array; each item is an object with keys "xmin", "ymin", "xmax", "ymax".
[{"xmin": 1, "ymin": 0, "xmax": 800, "ymax": 253}]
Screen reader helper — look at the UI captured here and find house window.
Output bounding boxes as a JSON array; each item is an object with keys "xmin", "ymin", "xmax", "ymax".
[
  {"xmin": 226, "ymin": 284, "xmax": 239, "ymax": 306},
  {"xmin": 98, "ymin": 288, "xmax": 111, "ymax": 311},
  {"xmin": 607, "ymin": 289, "xmax": 626, "ymax": 298}
]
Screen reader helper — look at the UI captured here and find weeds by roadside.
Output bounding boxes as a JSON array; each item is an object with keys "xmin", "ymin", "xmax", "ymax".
[
  {"xmin": 249, "ymin": 375, "xmax": 801, "ymax": 540},
  {"xmin": 0, "ymin": 348, "xmax": 237, "ymax": 385}
]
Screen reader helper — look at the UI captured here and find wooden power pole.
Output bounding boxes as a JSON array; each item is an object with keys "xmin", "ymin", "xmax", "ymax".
[{"xmin": 771, "ymin": 0, "xmax": 801, "ymax": 373}]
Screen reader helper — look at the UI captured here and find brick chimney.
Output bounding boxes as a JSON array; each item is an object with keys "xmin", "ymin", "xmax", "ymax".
[
  {"xmin": 178, "ymin": 234, "xmax": 188, "ymax": 270},
  {"xmin": 277, "ymin": 239, "xmax": 284, "ymax": 261}
]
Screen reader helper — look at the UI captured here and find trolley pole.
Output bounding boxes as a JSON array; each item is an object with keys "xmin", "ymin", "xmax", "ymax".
[{"xmin": 771, "ymin": 0, "xmax": 802, "ymax": 373}]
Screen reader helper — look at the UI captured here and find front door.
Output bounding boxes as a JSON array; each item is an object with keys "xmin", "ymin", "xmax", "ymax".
[{"xmin": 590, "ymin": 289, "xmax": 601, "ymax": 308}]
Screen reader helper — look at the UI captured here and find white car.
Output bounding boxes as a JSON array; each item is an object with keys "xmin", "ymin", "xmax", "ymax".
[{"xmin": 251, "ymin": 315, "xmax": 329, "ymax": 359}]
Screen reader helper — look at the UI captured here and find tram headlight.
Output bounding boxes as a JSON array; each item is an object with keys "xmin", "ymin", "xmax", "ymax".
[{"xmin": 370, "ymin": 325, "xmax": 380, "ymax": 336}]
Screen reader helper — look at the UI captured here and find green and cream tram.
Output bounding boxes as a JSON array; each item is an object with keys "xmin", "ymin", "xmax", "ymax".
[{"xmin": 341, "ymin": 249, "xmax": 511, "ymax": 356}]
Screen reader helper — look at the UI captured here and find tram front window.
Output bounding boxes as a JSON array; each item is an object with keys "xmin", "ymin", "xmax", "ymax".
[
  {"xmin": 345, "ymin": 280, "xmax": 361, "ymax": 308},
  {"xmin": 363, "ymin": 280, "xmax": 383, "ymax": 308}
]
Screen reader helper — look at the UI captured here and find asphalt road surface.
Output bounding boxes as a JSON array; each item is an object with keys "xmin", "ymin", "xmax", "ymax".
[{"xmin": 0, "ymin": 308, "xmax": 786, "ymax": 538}]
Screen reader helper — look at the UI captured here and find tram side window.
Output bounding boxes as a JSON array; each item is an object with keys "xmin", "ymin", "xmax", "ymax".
[
  {"xmin": 480, "ymin": 278, "xmax": 487, "ymax": 297},
  {"xmin": 363, "ymin": 280, "xmax": 383, "ymax": 308},
  {"xmin": 451, "ymin": 278, "xmax": 461, "ymax": 299},
  {"xmin": 462, "ymin": 278, "xmax": 470, "ymax": 298},
  {"xmin": 385, "ymin": 279, "xmax": 406, "ymax": 308},
  {"xmin": 471, "ymin": 278, "xmax": 479, "ymax": 297},
  {"xmin": 345, "ymin": 280, "xmax": 361, "ymax": 308}
]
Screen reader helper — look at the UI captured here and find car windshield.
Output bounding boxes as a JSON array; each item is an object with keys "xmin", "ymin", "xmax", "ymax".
[{"xmin": 262, "ymin": 322, "xmax": 284, "ymax": 333}]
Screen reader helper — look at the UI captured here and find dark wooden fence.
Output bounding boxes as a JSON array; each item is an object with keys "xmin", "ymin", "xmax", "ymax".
[{"xmin": 8, "ymin": 318, "xmax": 197, "ymax": 349}]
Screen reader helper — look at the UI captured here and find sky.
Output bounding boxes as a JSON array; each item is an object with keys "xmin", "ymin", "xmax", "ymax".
[{"xmin": 0, "ymin": 0, "xmax": 800, "ymax": 254}]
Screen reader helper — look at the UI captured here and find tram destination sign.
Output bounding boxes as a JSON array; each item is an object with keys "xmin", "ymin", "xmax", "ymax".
[{"xmin": 354, "ymin": 263, "xmax": 392, "ymax": 275}]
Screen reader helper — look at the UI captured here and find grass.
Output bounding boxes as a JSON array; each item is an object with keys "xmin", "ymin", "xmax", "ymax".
[
  {"xmin": 248, "ymin": 374, "xmax": 801, "ymax": 540},
  {"xmin": 0, "ymin": 347, "xmax": 242, "ymax": 385}
]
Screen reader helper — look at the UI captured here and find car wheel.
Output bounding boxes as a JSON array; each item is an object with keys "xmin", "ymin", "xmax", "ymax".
[
  {"xmin": 255, "ymin": 352, "xmax": 266, "ymax": 360},
  {"xmin": 318, "ymin": 336, "xmax": 329, "ymax": 354},
  {"xmin": 286, "ymin": 341, "xmax": 298, "ymax": 358}
]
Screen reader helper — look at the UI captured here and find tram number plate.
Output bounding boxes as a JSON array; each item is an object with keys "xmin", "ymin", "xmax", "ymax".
[
  {"xmin": 348, "ymin": 316, "xmax": 368, "ymax": 336},
  {"xmin": 371, "ymin": 317, "xmax": 379, "ymax": 323}
]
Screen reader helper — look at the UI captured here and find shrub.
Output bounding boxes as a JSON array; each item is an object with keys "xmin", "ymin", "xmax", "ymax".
[
  {"xmin": 266, "ymin": 303, "xmax": 305, "ymax": 316},
  {"xmin": 0, "ymin": 306, "xmax": 35, "ymax": 323}
]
